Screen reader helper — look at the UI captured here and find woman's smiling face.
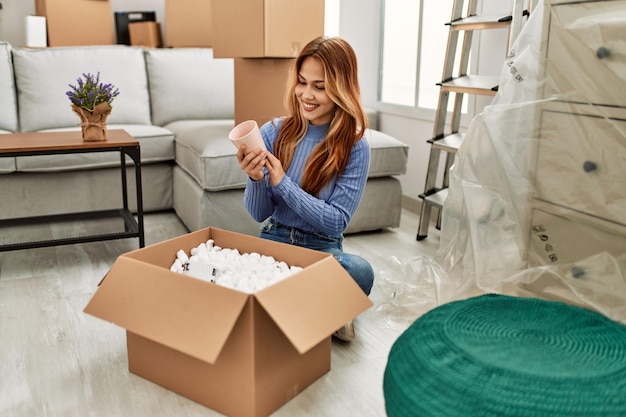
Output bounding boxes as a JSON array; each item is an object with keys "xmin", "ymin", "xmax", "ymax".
[{"xmin": 295, "ymin": 57, "xmax": 337, "ymax": 126}]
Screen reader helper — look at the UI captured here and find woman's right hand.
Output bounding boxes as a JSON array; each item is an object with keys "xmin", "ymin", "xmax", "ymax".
[{"xmin": 237, "ymin": 145, "xmax": 267, "ymax": 181}]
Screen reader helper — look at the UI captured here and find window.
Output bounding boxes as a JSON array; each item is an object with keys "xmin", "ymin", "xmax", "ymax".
[
  {"xmin": 379, "ymin": 0, "xmax": 457, "ymax": 112},
  {"xmin": 379, "ymin": 0, "xmax": 420, "ymax": 106}
]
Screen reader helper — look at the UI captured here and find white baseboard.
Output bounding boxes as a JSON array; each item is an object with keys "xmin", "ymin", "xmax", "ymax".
[{"xmin": 401, "ymin": 194, "xmax": 421, "ymax": 215}]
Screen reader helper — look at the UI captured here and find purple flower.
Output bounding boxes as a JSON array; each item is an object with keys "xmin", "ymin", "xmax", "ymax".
[{"xmin": 66, "ymin": 72, "xmax": 120, "ymax": 112}]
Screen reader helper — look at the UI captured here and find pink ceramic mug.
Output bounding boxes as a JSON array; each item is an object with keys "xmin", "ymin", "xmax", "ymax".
[{"xmin": 229, "ymin": 120, "xmax": 266, "ymax": 154}]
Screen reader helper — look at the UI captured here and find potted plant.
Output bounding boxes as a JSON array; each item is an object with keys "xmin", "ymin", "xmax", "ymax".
[{"xmin": 66, "ymin": 72, "xmax": 120, "ymax": 141}]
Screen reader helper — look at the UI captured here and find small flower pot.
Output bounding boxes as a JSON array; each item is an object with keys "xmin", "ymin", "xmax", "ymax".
[{"xmin": 71, "ymin": 102, "xmax": 112, "ymax": 141}]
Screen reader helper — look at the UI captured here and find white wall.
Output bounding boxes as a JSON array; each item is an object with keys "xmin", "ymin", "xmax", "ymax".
[
  {"xmin": 0, "ymin": 1, "xmax": 35, "ymax": 46},
  {"xmin": 337, "ymin": 0, "xmax": 380, "ymax": 109}
]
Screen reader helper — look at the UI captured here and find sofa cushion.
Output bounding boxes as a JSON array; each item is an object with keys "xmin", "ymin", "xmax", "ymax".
[
  {"xmin": 172, "ymin": 120, "xmax": 245, "ymax": 191},
  {"xmin": 365, "ymin": 129, "xmax": 408, "ymax": 177},
  {"xmin": 146, "ymin": 48, "xmax": 235, "ymax": 126},
  {"xmin": 0, "ymin": 42, "xmax": 18, "ymax": 133},
  {"xmin": 15, "ymin": 125, "xmax": 174, "ymax": 172},
  {"xmin": 13, "ymin": 45, "xmax": 151, "ymax": 132}
]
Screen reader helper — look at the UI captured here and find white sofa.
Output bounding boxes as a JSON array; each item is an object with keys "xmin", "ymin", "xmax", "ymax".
[{"xmin": 0, "ymin": 42, "xmax": 408, "ymax": 236}]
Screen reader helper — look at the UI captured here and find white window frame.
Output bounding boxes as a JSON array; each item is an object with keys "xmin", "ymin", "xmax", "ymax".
[{"xmin": 377, "ymin": 0, "xmax": 482, "ymax": 124}]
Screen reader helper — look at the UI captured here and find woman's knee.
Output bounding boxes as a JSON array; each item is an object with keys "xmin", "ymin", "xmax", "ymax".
[{"xmin": 335, "ymin": 253, "xmax": 374, "ymax": 295}]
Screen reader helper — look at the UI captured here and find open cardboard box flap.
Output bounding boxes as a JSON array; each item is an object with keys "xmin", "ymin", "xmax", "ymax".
[
  {"xmin": 84, "ymin": 227, "xmax": 372, "ymax": 363},
  {"xmin": 256, "ymin": 256, "xmax": 373, "ymax": 353},
  {"xmin": 207, "ymin": 228, "xmax": 373, "ymax": 352},
  {"xmin": 84, "ymin": 256, "xmax": 248, "ymax": 364}
]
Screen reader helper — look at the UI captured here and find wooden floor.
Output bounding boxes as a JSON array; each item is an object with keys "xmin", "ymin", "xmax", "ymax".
[{"xmin": 0, "ymin": 208, "xmax": 447, "ymax": 417}]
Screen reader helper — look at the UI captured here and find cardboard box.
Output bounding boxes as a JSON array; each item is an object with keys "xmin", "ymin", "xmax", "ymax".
[
  {"xmin": 84, "ymin": 227, "xmax": 372, "ymax": 417},
  {"xmin": 35, "ymin": 0, "xmax": 115, "ymax": 46},
  {"xmin": 114, "ymin": 11, "xmax": 156, "ymax": 45},
  {"xmin": 211, "ymin": 0, "xmax": 324, "ymax": 58},
  {"xmin": 129, "ymin": 22, "xmax": 162, "ymax": 48},
  {"xmin": 235, "ymin": 58, "xmax": 294, "ymax": 126},
  {"xmin": 165, "ymin": 0, "xmax": 212, "ymax": 47}
]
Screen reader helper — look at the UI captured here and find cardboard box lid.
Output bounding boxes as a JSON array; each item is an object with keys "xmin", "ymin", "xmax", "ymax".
[{"xmin": 84, "ymin": 256, "xmax": 249, "ymax": 364}]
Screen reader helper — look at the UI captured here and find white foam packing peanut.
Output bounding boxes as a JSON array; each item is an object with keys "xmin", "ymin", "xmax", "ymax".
[{"xmin": 169, "ymin": 239, "xmax": 304, "ymax": 293}]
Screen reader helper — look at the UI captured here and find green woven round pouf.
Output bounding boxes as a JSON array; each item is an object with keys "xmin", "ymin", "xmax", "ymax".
[{"xmin": 383, "ymin": 294, "xmax": 626, "ymax": 417}]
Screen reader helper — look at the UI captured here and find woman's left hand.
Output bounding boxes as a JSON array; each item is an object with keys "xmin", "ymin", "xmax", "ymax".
[
  {"xmin": 264, "ymin": 152, "xmax": 285, "ymax": 187},
  {"xmin": 237, "ymin": 145, "xmax": 266, "ymax": 181}
]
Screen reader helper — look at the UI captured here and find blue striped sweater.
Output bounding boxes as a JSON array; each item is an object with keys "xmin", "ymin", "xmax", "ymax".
[{"xmin": 243, "ymin": 118, "xmax": 371, "ymax": 236}]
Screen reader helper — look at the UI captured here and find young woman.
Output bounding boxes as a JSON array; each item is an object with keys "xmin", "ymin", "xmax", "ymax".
[{"xmin": 236, "ymin": 36, "xmax": 374, "ymax": 341}]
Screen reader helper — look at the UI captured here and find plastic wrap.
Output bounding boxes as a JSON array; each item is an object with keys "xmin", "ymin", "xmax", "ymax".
[{"xmin": 375, "ymin": 1, "xmax": 626, "ymax": 326}]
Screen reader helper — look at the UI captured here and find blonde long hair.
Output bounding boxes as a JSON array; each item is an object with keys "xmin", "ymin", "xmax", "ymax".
[{"xmin": 274, "ymin": 36, "xmax": 368, "ymax": 196}]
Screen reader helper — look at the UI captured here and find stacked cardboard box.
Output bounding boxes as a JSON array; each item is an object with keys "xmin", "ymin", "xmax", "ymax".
[
  {"xmin": 84, "ymin": 227, "xmax": 372, "ymax": 417},
  {"xmin": 35, "ymin": 0, "xmax": 115, "ymax": 46},
  {"xmin": 234, "ymin": 58, "xmax": 294, "ymax": 126},
  {"xmin": 165, "ymin": 0, "xmax": 213, "ymax": 47},
  {"xmin": 129, "ymin": 22, "xmax": 162, "ymax": 48},
  {"xmin": 211, "ymin": 0, "xmax": 325, "ymax": 126},
  {"xmin": 211, "ymin": 0, "xmax": 325, "ymax": 58},
  {"xmin": 114, "ymin": 11, "xmax": 157, "ymax": 46}
]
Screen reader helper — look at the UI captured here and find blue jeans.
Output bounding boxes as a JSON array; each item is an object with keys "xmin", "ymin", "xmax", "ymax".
[{"xmin": 260, "ymin": 218, "xmax": 374, "ymax": 295}]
